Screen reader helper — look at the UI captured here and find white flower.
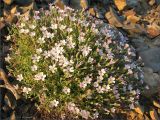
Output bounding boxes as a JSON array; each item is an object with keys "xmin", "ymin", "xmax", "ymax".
[
  {"xmin": 20, "ymin": 23, "xmax": 25, "ymax": 28},
  {"xmin": 93, "ymin": 82, "xmax": 99, "ymax": 88},
  {"xmin": 34, "ymin": 72, "xmax": 46, "ymax": 81},
  {"xmin": 31, "ymin": 65, "xmax": 38, "ymax": 71},
  {"xmin": 98, "ymin": 69, "xmax": 106, "ymax": 77},
  {"xmin": 17, "ymin": 74, "xmax": 23, "ymax": 81},
  {"xmin": 79, "ymin": 82, "xmax": 87, "ymax": 89},
  {"xmin": 93, "ymin": 112, "xmax": 99, "ymax": 119},
  {"xmin": 50, "ymin": 100, "xmax": 59, "ymax": 107},
  {"xmin": 84, "ymin": 76, "xmax": 92, "ymax": 84},
  {"xmin": 62, "ymin": 87, "xmax": 70, "ymax": 94},
  {"xmin": 129, "ymin": 103, "xmax": 135, "ymax": 109},
  {"xmin": 80, "ymin": 110, "xmax": 90, "ymax": 119},
  {"xmin": 51, "ymin": 24, "xmax": 58, "ymax": 29},
  {"xmin": 67, "ymin": 102, "xmax": 76, "ymax": 111},
  {"xmin": 36, "ymin": 48, "xmax": 43, "ymax": 54},
  {"xmin": 81, "ymin": 45, "xmax": 92, "ymax": 56},
  {"xmin": 111, "ymin": 108, "xmax": 115, "ymax": 113},
  {"xmin": 43, "ymin": 50, "xmax": 51, "ymax": 58},
  {"xmin": 6, "ymin": 35, "xmax": 11, "ymax": 41},
  {"xmin": 67, "ymin": 28, "xmax": 73, "ymax": 32},
  {"xmin": 20, "ymin": 29, "xmax": 25, "ymax": 33},
  {"xmin": 88, "ymin": 57, "xmax": 93, "ymax": 63},
  {"xmin": 60, "ymin": 25, "xmax": 66, "ymax": 30},
  {"xmin": 22, "ymin": 87, "xmax": 31, "ymax": 94},
  {"xmin": 108, "ymin": 76, "xmax": 115, "ymax": 84},
  {"xmin": 29, "ymin": 25, "xmax": 36, "ymax": 29},
  {"xmin": 32, "ymin": 54, "xmax": 41, "ymax": 63},
  {"xmin": 96, "ymin": 86, "xmax": 104, "ymax": 93},
  {"xmin": 37, "ymin": 37, "xmax": 45, "ymax": 44},
  {"xmin": 24, "ymin": 29, "xmax": 29, "ymax": 34},
  {"xmin": 49, "ymin": 64, "xmax": 57, "ymax": 73},
  {"xmin": 40, "ymin": 26, "xmax": 47, "ymax": 31},
  {"xmin": 30, "ymin": 32, "xmax": 36, "ymax": 37},
  {"xmin": 5, "ymin": 54, "xmax": 11, "ymax": 62}
]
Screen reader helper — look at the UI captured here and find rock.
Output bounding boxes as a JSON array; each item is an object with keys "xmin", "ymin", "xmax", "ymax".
[
  {"xmin": 153, "ymin": 36, "xmax": 160, "ymax": 47},
  {"xmin": 126, "ymin": 0, "xmax": 139, "ymax": 8},
  {"xmin": 134, "ymin": 104, "xmax": 144, "ymax": 115},
  {"xmin": 149, "ymin": 108, "xmax": 159, "ymax": 120},
  {"xmin": 114, "ymin": 0, "xmax": 127, "ymax": 11},
  {"xmin": 153, "ymin": 100, "xmax": 160, "ymax": 108},
  {"xmin": 143, "ymin": 67, "xmax": 153, "ymax": 73},
  {"xmin": 131, "ymin": 38, "xmax": 149, "ymax": 52},
  {"xmin": 3, "ymin": 0, "xmax": 13, "ymax": 5},
  {"xmin": 144, "ymin": 71, "xmax": 160, "ymax": 88},
  {"xmin": 139, "ymin": 48, "xmax": 160, "ymax": 72},
  {"xmin": 105, "ymin": 7, "xmax": 123, "ymax": 27}
]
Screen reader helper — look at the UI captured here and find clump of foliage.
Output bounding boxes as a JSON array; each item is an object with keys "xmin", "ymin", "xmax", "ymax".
[{"xmin": 6, "ymin": 5, "xmax": 144, "ymax": 119}]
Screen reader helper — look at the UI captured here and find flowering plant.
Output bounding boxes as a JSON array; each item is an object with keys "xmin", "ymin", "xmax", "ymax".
[{"xmin": 6, "ymin": 5, "xmax": 144, "ymax": 119}]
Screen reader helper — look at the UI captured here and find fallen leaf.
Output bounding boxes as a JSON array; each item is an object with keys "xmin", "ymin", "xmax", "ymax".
[
  {"xmin": 153, "ymin": 100, "xmax": 160, "ymax": 108},
  {"xmin": 150, "ymin": 108, "xmax": 159, "ymax": 120},
  {"xmin": 11, "ymin": 5, "xmax": 17, "ymax": 14},
  {"xmin": 134, "ymin": 104, "xmax": 144, "ymax": 115},
  {"xmin": 114, "ymin": 0, "xmax": 127, "ymax": 11},
  {"xmin": 124, "ymin": 9, "xmax": 136, "ymax": 16},
  {"xmin": 127, "ymin": 15, "xmax": 140, "ymax": 23},
  {"xmin": 147, "ymin": 24, "xmax": 160, "ymax": 38},
  {"xmin": 89, "ymin": 8, "xmax": 96, "ymax": 16},
  {"xmin": 54, "ymin": 0, "xmax": 64, "ymax": 9}
]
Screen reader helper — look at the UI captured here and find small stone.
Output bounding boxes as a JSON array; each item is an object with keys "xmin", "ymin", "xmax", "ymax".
[
  {"xmin": 153, "ymin": 36, "xmax": 160, "ymax": 47},
  {"xmin": 140, "ymin": 48, "xmax": 160, "ymax": 72},
  {"xmin": 143, "ymin": 67, "xmax": 153, "ymax": 73},
  {"xmin": 149, "ymin": 108, "xmax": 159, "ymax": 120},
  {"xmin": 153, "ymin": 100, "xmax": 160, "ymax": 108},
  {"xmin": 114, "ymin": 0, "xmax": 127, "ymax": 11},
  {"xmin": 3, "ymin": 0, "xmax": 13, "ymax": 5},
  {"xmin": 134, "ymin": 104, "xmax": 144, "ymax": 115}
]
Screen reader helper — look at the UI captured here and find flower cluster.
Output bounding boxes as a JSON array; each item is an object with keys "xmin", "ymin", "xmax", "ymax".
[{"xmin": 7, "ymin": 5, "xmax": 144, "ymax": 119}]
